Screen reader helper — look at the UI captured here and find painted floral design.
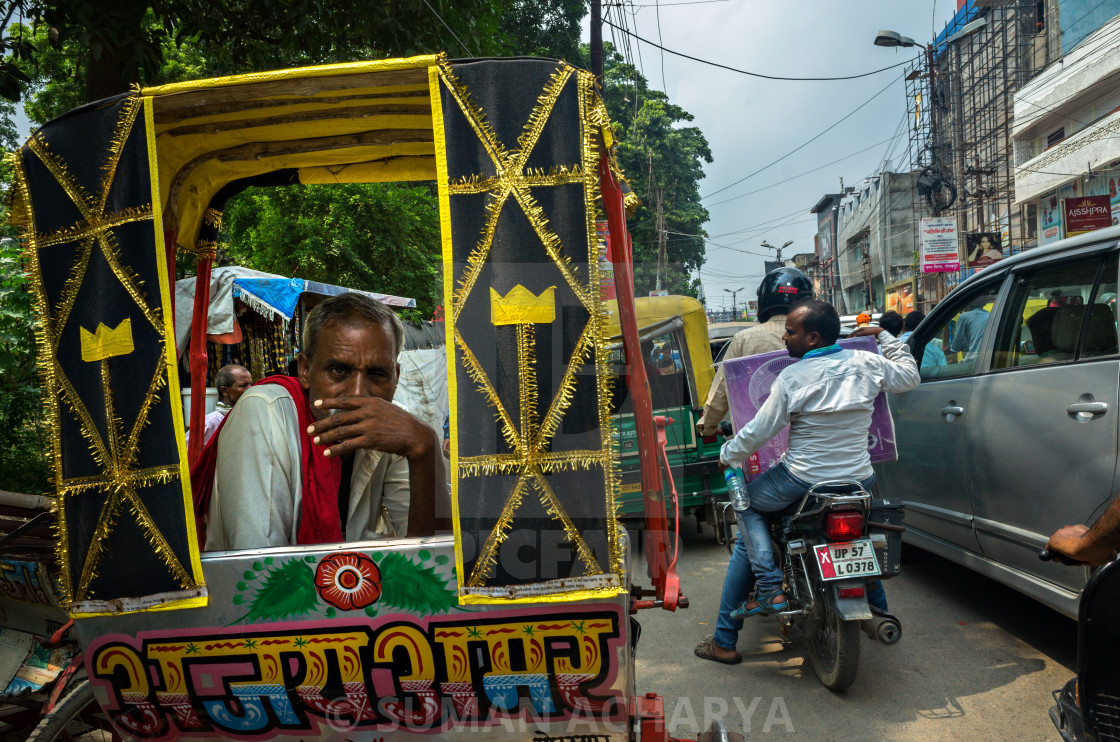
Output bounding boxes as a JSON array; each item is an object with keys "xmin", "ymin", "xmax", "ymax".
[{"xmin": 314, "ymin": 552, "xmax": 382, "ymax": 610}]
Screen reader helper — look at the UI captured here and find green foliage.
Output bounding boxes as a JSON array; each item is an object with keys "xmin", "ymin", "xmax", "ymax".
[
  {"xmin": 3, "ymin": 1, "xmax": 587, "ymax": 106},
  {"xmin": 0, "ymin": 236, "xmax": 50, "ymax": 495},
  {"xmin": 601, "ymin": 44, "xmax": 712, "ymax": 298},
  {"xmin": 0, "ymin": 99, "xmax": 50, "ymax": 495},
  {"xmin": 222, "ymin": 183, "xmax": 442, "ymax": 317},
  {"xmin": 15, "ymin": 19, "xmax": 210, "ymax": 125},
  {"xmin": 497, "ymin": 0, "xmax": 586, "ymax": 64},
  {"xmin": 376, "ymin": 551, "xmax": 458, "ymax": 614},
  {"xmin": 231, "ymin": 557, "xmax": 320, "ymax": 625}
]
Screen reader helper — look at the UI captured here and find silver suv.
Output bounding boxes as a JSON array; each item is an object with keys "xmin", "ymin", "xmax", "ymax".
[{"xmin": 876, "ymin": 225, "xmax": 1120, "ymax": 618}]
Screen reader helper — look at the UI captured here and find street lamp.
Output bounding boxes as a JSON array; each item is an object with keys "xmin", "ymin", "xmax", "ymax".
[
  {"xmin": 761, "ymin": 239, "xmax": 794, "ymax": 263},
  {"xmin": 874, "ymin": 30, "xmax": 923, "ymax": 49},
  {"xmin": 724, "ymin": 287, "xmax": 745, "ymax": 319}
]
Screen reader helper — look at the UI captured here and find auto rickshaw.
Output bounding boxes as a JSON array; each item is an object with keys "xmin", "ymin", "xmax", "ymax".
[
  {"xmin": 603, "ymin": 297, "xmax": 728, "ymax": 537},
  {"xmin": 2, "ymin": 54, "xmax": 729, "ymax": 741}
]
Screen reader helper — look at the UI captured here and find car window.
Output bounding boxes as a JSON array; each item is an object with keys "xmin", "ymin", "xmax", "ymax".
[
  {"xmin": 1082, "ymin": 252, "xmax": 1119, "ymax": 360},
  {"xmin": 991, "ymin": 254, "xmax": 1117, "ymax": 369},
  {"xmin": 914, "ymin": 283, "xmax": 1002, "ymax": 380}
]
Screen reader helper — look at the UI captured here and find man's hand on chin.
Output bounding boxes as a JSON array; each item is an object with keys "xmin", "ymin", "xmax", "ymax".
[
  {"xmin": 307, "ymin": 396, "xmax": 442, "ymax": 538},
  {"xmin": 306, "ymin": 396, "xmax": 435, "ymax": 461}
]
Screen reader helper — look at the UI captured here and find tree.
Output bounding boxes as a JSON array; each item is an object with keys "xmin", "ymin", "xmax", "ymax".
[
  {"xmin": 0, "ymin": 99, "xmax": 49, "ymax": 494},
  {"xmin": 601, "ymin": 45, "xmax": 711, "ymax": 298},
  {"xmin": 222, "ymin": 184, "xmax": 443, "ymax": 318},
  {"xmin": 0, "ymin": 0, "xmax": 587, "ymax": 105}
]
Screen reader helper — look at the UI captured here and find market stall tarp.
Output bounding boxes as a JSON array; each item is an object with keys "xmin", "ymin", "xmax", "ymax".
[
  {"xmin": 173, "ymin": 265, "xmax": 416, "ymax": 356},
  {"xmin": 435, "ymin": 58, "xmax": 624, "ymax": 603},
  {"xmin": 11, "ymin": 95, "xmax": 206, "ymax": 616}
]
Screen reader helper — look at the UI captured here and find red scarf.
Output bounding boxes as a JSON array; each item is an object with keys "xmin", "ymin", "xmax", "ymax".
[{"xmin": 190, "ymin": 375, "xmax": 343, "ymax": 547}]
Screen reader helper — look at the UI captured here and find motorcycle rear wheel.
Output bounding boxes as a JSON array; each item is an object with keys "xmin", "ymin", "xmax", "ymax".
[{"xmin": 806, "ymin": 593, "xmax": 861, "ymax": 691}]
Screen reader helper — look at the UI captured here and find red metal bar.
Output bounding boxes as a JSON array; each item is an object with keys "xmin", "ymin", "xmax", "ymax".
[
  {"xmin": 599, "ymin": 154, "xmax": 681, "ymax": 611},
  {"xmin": 186, "ymin": 258, "xmax": 213, "ymax": 466}
]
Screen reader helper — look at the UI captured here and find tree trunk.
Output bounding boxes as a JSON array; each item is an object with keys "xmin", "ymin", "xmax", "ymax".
[{"xmin": 82, "ymin": 0, "xmax": 148, "ymax": 102}]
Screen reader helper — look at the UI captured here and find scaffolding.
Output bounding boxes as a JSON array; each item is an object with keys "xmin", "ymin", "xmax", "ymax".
[{"xmin": 906, "ymin": 0, "xmax": 1052, "ymax": 308}]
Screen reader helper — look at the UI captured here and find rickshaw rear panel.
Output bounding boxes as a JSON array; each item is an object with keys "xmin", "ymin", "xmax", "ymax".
[{"xmin": 74, "ymin": 536, "xmax": 635, "ymax": 740}]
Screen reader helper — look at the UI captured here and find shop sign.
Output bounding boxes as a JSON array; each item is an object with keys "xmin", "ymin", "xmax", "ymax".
[{"xmin": 1064, "ymin": 195, "xmax": 1112, "ymax": 236}]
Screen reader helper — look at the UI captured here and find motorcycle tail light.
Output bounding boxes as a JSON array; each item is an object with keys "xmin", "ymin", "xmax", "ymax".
[
  {"xmin": 838, "ymin": 587, "xmax": 865, "ymax": 598},
  {"xmin": 825, "ymin": 511, "xmax": 864, "ymax": 541}
]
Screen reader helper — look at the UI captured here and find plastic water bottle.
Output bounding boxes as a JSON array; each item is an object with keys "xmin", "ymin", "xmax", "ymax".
[{"xmin": 724, "ymin": 467, "xmax": 750, "ymax": 511}]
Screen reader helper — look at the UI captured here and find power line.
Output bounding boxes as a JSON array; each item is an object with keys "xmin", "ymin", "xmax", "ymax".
[
  {"xmin": 420, "ymin": 0, "xmax": 477, "ymax": 57},
  {"xmin": 619, "ymin": 0, "xmax": 731, "ymax": 5},
  {"xmin": 703, "ymin": 73, "xmax": 902, "ymax": 200},
  {"xmin": 654, "ymin": 0, "xmax": 667, "ymax": 91},
  {"xmin": 705, "ymin": 135, "xmax": 900, "ymax": 208},
  {"xmin": 601, "ymin": 18, "xmax": 920, "ymax": 81}
]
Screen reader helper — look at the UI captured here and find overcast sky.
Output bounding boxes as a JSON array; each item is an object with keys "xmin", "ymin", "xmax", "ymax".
[{"xmin": 583, "ymin": 0, "xmax": 959, "ymax": 311}]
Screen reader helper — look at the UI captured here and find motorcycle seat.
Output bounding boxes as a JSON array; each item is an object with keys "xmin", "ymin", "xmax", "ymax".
[{"xmin": 807, "ymin": 481, "xmax": 866, "ymax": 495}]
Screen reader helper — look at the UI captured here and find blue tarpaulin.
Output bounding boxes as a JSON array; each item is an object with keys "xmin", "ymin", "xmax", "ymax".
[{"xmin": 174, "ymin": 266, "xmax": 416, "ymax": 355}]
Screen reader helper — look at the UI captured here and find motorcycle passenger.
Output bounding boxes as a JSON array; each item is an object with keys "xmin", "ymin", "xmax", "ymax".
[
  {"xmin": 697, "ymin": 267, "xmax": 814, "ymax": 436},
  {"xmin": 721, "ymin": 300, "xmax": 920, "ymax": 617},
  {"xmin": 693, "ymin": 268, "xmax": 812, "ymax": 665}
]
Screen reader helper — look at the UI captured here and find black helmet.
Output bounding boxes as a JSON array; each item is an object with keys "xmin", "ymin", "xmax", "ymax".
[{"xmin": 757, "ymin": 267, "xmax": 814, "ymax": 323}]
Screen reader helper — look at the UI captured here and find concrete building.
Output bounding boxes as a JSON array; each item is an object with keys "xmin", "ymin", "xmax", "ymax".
[
  {"xmin": 1013, "ymin": 13, "xmax": 1120, "ymax": 242},
  {"xmin": 836, "ymin": 170, "xmax": 920, "ymax": 314},
  {"xmin": 810, "ymin": 193, "xmax": 845, "ymax": 311}
]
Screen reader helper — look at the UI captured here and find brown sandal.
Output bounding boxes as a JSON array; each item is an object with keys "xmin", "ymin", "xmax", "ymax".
[{"xmin": 694, "ymin": 635, "xmax": 742, "ymax": 665}]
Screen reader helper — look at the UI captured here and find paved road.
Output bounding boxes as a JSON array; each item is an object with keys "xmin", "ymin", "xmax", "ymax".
[{"xmin": 633, "ymin": 526, "xmax": 1076, "ymax": 741}]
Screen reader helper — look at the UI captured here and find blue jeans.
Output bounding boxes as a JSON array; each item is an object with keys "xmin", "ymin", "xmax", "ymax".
[
  {"xmin": 739, "ymin": 462, "xmax": 887, "ymax": 611},
  {"xmin": 714, "ymin": 509, "xmax": 755, "ymax": 650}
]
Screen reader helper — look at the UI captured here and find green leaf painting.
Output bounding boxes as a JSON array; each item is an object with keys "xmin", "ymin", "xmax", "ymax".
[
  {"xmin": 230, "ymin": 550, "xmax": 458, "ymax": 625},
  {"xmin": 231, "ymin": 558, "xmax": 319, "ymax": 625},
  {"xmin": 377, "ymin": 552, "xmax": 459, "ymax": 615}
]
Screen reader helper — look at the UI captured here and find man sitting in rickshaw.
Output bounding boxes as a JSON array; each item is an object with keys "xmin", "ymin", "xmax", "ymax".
[{"xmin": 198, "ymin": 293, "xmax": 445, "ymax": 550}]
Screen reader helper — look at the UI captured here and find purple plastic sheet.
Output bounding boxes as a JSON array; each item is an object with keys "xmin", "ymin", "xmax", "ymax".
[{"xmin": 723, "ymin": 336, "xmax": 898, "ymax": 480}]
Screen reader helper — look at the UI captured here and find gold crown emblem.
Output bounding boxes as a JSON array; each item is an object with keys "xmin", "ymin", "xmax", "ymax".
[
  {"xmin": 80, "ymin": 319, "xmax": 134, "ymax": 362},
  {"xmin": 490, "ymin": 285, "xmax": 557, "ymax": 326},
  {"xmin": 1080, "ymin": 199, "xmax": 1096, "ymax": 207}
]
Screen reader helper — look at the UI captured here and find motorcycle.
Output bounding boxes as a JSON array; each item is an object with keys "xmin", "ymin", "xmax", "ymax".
[{"xmin": 749, "ymin": 478, "xmax": 905, "ymax": 691}]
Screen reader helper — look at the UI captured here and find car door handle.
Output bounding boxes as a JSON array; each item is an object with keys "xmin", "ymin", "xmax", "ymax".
[
  {"xmin": 940, "ymin": 405, "xmax": 965, "ymax": 420},
  {"xmin": 1067, "ymin": 402, "xmax": 1108, "ymax": 422}
]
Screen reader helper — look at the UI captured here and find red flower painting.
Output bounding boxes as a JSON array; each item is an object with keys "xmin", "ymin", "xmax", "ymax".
[{"xmin": 314, "ymin": 552, "xmax": 382, "ymax": 610}]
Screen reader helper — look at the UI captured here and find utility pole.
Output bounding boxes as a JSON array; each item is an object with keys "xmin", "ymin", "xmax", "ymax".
[
  {"xmin": 590, "ymin": 0, "xmax": 603, "ymax": 84},
  {"xmin": 655, "ymin": 188, "xmax": 666, "ymax": 292},
  {"xmin": 724, "ymin": 287, "xmax": 745, "ymax": 319}
]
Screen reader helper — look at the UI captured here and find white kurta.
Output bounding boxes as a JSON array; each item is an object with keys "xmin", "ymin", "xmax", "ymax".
[{"xmin": 204, "ymin": 385, "xmax": 412, "ymax": 551}]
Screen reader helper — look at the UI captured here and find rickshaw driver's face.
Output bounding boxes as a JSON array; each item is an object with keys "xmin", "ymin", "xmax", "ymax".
[{"xmin": 298, "ymin": 321, "xmax": 400, "ymax": 421}]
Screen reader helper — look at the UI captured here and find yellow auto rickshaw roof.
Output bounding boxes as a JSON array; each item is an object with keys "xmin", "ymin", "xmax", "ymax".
[
  {"xmin": 602, "ymin": 295, "xmax": 714, "ymax": 403},
  {"xmin": 140, "ymin": 54, "xmax": 441, "ymax": 250}
]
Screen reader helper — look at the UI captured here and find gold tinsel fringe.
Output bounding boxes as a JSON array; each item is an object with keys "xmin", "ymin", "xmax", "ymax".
[
  {"xmin": 466, "ymin": 476, "xmax": 531, "ymax": 587},
  {"xmin": 96, "ymin": 96, "xmax": 142, "ymax": 209}
]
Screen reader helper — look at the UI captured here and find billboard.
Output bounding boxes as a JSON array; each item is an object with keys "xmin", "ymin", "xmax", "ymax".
[
  {"xmin": 885, "ymin": 278, "xmax": 916, "ymax": 316},
  {"xmin": 919, "ymin": 216, "xmax": 960, "ymax": 273},
  {"xmin": 966, "ymin": 231, "xmax": 1003, "ymax": 269},
  {"xmin": 1063, "ymin": 195, "xmax": 1112, "ymax": 237}
]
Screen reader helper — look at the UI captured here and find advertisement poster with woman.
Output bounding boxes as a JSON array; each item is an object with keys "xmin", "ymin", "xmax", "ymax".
[{"xmin": 966, "ymin": 232, "xmax": 1004, "ymax": 269}]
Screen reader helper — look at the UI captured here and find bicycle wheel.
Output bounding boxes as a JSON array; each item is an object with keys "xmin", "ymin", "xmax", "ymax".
[{"xmin": 28, "ymin": 679, "xmax": 114, "ymax": 742}]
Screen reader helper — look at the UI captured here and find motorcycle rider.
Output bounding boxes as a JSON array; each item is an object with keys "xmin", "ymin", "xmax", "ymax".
[
  {"xmin": 721, "ymin": 300, "xmax": 920, "ymax": 617},
  {"xmin": 696, "ymin": 267, "xmax": 814, "ymax": 437},
  {"xmin": 694, "ymin": 267, "xmax": 813, "ymax": 665}
]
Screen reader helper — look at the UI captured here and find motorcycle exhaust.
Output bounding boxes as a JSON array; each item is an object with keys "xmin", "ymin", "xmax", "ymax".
[{"xmin": 861, "ymin": 612, "xmax": 902, "ymax": 644}]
